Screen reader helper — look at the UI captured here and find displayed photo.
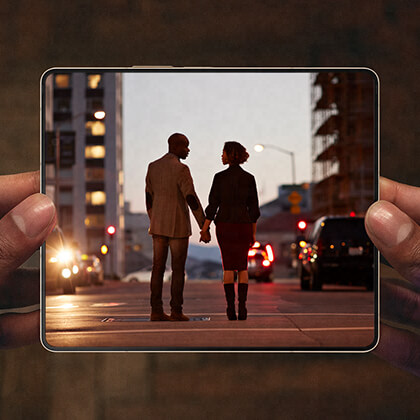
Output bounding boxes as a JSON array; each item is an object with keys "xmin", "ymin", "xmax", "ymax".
[{"xmin": 41, "ymin": 68, "xmax": 378, "ymax": 351}]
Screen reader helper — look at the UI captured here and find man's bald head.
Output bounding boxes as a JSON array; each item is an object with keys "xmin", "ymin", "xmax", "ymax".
[{"xmin": 168, "ymin": 133, "xmax": 190, "ymax": 160}]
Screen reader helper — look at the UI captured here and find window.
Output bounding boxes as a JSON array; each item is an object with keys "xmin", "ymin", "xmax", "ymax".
[
  {"xmin": 87, "ymin": 74, "xmax": 102, "ymax": 89},
  {"xmin": 85, "ymin": 145, "xmax": 106, "ymax": 159},
  {"xmin": 86, "ymin": 191, "xmax": 106, "ymax": 206},
  {"xmin": 55, "ymin": 74, "xmax": 70, "ymax": 88},
  {"xmin": 85, "ymin": 121, "xmax": 106, "ymax": 136},
  {"xmin": 85, "ymin": 167, "xmax": 105, "ymax": 181},
  {"xmin": 86, "ymin": 98, "xmax": 104, "ymax": 114},
  {"xmin": 85, "ymin": 214, "xmax": 105, "ymax": 227}
]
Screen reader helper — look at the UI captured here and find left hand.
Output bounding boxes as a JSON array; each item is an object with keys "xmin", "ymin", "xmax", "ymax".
[{"xmin": 0, "ymin": 171, "xmax": 57, "ymax": 348}]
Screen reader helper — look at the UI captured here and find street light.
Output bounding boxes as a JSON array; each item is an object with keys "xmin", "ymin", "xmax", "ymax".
[{"xmin": 254, "ymin": 143, "xmax": 296, "ymax": 185}]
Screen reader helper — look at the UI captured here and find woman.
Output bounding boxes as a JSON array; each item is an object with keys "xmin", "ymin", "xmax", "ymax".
[{"xmin": 201, "ymin": 141, "xmax": 260, "ymax": 320}]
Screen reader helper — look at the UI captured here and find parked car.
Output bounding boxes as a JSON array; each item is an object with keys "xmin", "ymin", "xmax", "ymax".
[
  {"xmin": 80, "ymin": 254, "xmax": 104, "ymax": 285},
  {"xmin": 121, "ymin": 266, "xmax": 173, "ymax": 283},
  {"xmin": 298, "ymin": 216, "xmax": 374, "ymax": 291},
  {"xmin": 248, "ymin": 241, "xmax": 275, "ymax": 283},
  {"xmin": 45, "ymin": 227, "xmax": 79, "ymax": 294}
]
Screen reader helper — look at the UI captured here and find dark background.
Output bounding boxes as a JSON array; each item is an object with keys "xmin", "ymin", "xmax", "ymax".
[{"xmin": 0, "ymin": 1, "xmax": 419, "ymax": 418}]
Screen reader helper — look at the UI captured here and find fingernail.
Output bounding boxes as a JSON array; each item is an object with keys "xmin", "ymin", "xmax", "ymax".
[
  {"xmin": 11, "ymin": 194, "xmax": 56, "ymax": 238},
  {"xmin": 366, "ymin": 201, "xmax": 414, "ymax": 247}
]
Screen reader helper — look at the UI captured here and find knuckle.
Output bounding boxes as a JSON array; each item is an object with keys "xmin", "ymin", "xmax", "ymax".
[{"xmin": 0, "ymin": 236, "xmax": 17, "ymax": 266}]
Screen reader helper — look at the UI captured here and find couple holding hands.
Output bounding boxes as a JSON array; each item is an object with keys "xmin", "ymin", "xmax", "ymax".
[{"xmin": 145, "ymin": 133, "xmax": 260, "ymax": 322}]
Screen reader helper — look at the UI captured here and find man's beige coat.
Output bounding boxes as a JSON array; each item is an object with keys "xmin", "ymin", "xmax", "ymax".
[{"xmin": 145, "ymin": 153, "xmax": 205, "ymax": 238}]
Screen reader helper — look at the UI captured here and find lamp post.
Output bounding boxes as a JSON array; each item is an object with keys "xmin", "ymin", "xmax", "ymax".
[{"xmin": 254, "ymin": 143, "xmax": 296, "ymax": 185}]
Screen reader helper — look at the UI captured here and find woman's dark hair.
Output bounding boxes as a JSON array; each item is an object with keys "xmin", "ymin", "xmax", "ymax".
[{"xmin": 223, "ymin": 141, "xmax": 249, "ymax": 165}]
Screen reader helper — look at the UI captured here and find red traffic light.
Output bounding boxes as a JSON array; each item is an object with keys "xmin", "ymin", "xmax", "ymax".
[
  {"xmin": 297, "ymin": 220, "xmax": 307, "ymax": 231},
  {"xmin": 106, "ymin": 225, "xmax": 116, "ymax": 236}
]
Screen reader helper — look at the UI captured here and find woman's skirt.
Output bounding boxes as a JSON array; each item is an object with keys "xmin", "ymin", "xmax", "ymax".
[{"xmin": 215, "ymin": 222, "xmax": 253, "ymax": 271}]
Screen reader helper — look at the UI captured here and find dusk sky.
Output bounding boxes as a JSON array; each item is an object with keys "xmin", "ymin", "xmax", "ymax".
[{"xmin": 122, "ymin": 71, "xmax": 312, "ymax": 243}]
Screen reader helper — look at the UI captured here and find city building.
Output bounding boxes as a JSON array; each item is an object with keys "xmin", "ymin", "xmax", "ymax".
[
  {"xmin": 44, "ymin": 72, "xmax": 125, "ymax": 278},
  {"xmin": 311, "ymin": 71, "xmax": 375, "ymax": 219}
]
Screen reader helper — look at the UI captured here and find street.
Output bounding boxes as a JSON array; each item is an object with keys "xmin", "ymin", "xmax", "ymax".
[{"xmin": 44, "ymin": 277, "xmax": 376, "ymax": 351}]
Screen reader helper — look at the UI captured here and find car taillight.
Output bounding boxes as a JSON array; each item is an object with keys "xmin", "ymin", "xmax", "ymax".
[
  {"xmin": 265, "ymin": 244, "xmax": 274, "ymax": 262},
  {"xmin": 262, "ymin": 260, "xmax": 271, "ymax": 267},
  {"xmin": 248, "ymin": 249, "xmax": 257, "ymax": 257}
]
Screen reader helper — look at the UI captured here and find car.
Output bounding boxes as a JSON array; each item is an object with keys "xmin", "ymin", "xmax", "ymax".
[
  {"xmin": 45, "ymin": 227, "xmax": 79, "ymax": 294},
  {"xmin": 247, "ymin": 241, "xmax": 275, "ymax": 283},
  {"xmin": 80, "ymin": 254, "xmax": 104, "ymax": 285},
  {"xmin": 121, "ymin": 266, "xmax": 173, "ymax": 283},
  {"xmin": 298, "ymin": 216, "xmax": 374, "ymax": 291}
]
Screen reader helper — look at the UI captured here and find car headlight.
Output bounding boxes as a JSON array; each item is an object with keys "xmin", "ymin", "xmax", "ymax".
[
  {"xmin": 61, "ymin": 268, "xmax": 72, "ymax": 279},
  {"xmin": 57, "ymin": 250, "xmax": 73, "ymax": 264},
  {"xmin": 72, "ymin": 265, "xmax": 79, "ymax": 275}
]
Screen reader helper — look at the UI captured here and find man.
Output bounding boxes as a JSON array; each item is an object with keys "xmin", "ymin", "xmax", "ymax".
[{"xmin": 145, "ymin": 133, "xmax": 210, "ymax": 321}]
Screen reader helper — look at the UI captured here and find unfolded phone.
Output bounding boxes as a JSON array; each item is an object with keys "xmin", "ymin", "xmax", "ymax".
[{"xmin": 40, "ymin": 67, "xmax": 379, "ymax": 352}]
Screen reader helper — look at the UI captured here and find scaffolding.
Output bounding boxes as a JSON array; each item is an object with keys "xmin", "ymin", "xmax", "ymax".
[{"xmin": 311, "ymin": 71, "xmax": 375, "ymax": 218}]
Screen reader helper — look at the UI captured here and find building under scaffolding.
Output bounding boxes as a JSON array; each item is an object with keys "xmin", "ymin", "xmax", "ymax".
[{"xmin": 311, "ymin": 71, "xmax": 376, "ymax": 219}]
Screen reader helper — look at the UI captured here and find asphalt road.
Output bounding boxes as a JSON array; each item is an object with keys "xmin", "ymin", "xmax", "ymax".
[{"xmin": 44, "ymin": 278, "xmax": 376, "ymax": 351}]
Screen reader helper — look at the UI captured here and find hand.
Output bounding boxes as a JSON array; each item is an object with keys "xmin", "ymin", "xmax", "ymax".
[
  {"xmin": 199, "ymin": 230, "xmax": 211, "ymax": 244},
  {"xmin": 0, "ymin": 171, "xmax": 56, "ymax": 348},
  {"xmin": 365, "ymin": 177, "xmax": 420, "ymax": 377}
]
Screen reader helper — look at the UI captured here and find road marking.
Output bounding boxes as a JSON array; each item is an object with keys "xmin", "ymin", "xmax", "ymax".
[{"xmin": 47, "ymin": 326, "xmax": 374, "ymax": 335}]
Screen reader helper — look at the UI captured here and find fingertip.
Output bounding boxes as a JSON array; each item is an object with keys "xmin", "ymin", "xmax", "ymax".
[{"xmin": 365, "ymin": 201, "xmax": 414, "ymax": 248}]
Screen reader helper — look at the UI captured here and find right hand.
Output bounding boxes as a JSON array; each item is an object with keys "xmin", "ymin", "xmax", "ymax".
[{"xmin": 365, "ymin": 177, "xmax": 420, "ymax": 377}]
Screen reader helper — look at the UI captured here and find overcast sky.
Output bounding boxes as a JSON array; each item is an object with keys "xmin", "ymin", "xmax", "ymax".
[{"xmin": 122, "ymin": 71, "xmax": 312, "ymax": 243}]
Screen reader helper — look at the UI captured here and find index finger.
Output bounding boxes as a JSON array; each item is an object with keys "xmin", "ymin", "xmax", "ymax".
[
  {"xmin": 380, "ymin": 177, "xmax": 420, "ymax": 224},
  {"xmin": 0, "ymin": 171, "xmax": 40, "ymax": 217}
]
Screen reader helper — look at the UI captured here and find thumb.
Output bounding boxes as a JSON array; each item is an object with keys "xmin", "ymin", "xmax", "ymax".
[
  {"xmin": 0, "ymin": 194, "xmax": 56, "ymax": 278},
  {"xmin": 365, "ymin": 200, "xmax": 420, "ymax": 287}
]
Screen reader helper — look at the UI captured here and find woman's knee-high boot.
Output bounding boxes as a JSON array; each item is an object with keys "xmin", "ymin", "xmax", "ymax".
[
  {"xmin": 223, "ymin": 283, "xmax": 237, "ymax": 320},
  {"xmin": 238, "ymin": 283, "xmax": 248, "ymax": 320}
]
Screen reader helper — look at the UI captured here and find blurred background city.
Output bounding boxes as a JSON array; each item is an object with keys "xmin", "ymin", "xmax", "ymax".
[{"xmin": 43, "ymin": 70, "xmax": 375, "ymax": 288}]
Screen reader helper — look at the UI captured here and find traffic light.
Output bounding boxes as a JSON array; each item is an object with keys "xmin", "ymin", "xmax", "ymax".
[
  {"xmin": 349, "ymin": 211, "xmax": 356, "ymax": 217},
  {"xmin": 106, "ymin": 225, "xmax": 116, "ymax": 236},
  {"xmin": 297, "ymin": 220, "xmax": 307, "ymax": 231},
  {"xmin": 100, "ymin": 244, "xmax": 109, "ymax": 255}
]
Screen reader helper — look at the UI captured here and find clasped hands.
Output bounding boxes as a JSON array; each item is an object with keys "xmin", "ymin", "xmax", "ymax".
[{"xmin": 199, "ymin": 229, "xmax": 211, "ymax": 243}]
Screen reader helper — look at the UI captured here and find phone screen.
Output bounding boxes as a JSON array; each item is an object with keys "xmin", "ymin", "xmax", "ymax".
[{"xmin": 41, "ymin": 67, "xmax": 379, "ymax": 352}]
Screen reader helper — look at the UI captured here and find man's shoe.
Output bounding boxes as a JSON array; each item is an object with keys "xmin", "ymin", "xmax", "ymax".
[
  {"xmin": 150, "ymin": 311, "xmax": 171, "ymax": 321},
  {"xmin": 169, "ymin": 312, "xmax": 190, "ymax": 322}
]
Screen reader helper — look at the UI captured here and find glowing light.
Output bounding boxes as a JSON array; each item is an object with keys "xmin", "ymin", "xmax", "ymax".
[
  {"xmin": 72, "ymin": 265, "xmax": 79, "ymax": 275},
  {"xmin": 297, "ymin": 220, "xmax": 307, "ymax": 230},
  {"xmin": 107, "ymin": 225, "xmax": 116, "ymax": 236},
  {"xmin": 350, "ymin": 211, "xmax": 356, "ymax": 217},
  {"xmin": 248, "ymin": 249, "xmax": 257, "ymax": 257},
  {"xmin": 299, "ymin": 240, "xmax": 307, "ymax": 248},
  {"xmin": 49, "ymin": 257, "xmax": 58, "ymax": 263},
  {"xmin": 61, "ymin": 268, "xmax": 72, "ymax": 279},
  {"xmin": 262, "ymin": 260, "xmax": 271, "ymax": 267},
  {"xmin": 94, "ymin": 110, "xmax": 106, "ymax": 120},
  {"xmin": 252, "ymin": 241, "xmax": 261, "ymax": 248},
  {"xmin": 100, "ymin": 245, "xmax": 109, "ymax": 255},
  {"xmin": 330, "ymin": 245, "xmax": 335, "ymax": 249},
  {"xmin": 57, "ymin": 250, "xmax": 72, "ymax": 264},
  {"xmin": 254, "ymin": 144, "xmax": 265, "ymax": 153},
  {"xmin": 87, "ymin": 267, "xmax": 93, "ymax": 272},
  {"xmin": 265, "ymin": 244, "xmax": 274, "ymax": 262}
]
